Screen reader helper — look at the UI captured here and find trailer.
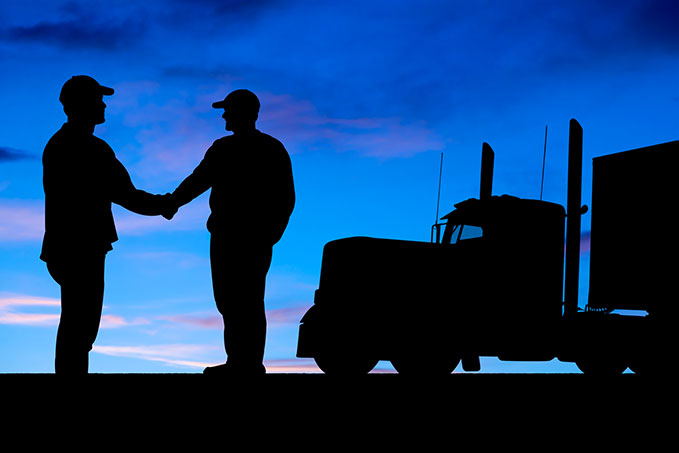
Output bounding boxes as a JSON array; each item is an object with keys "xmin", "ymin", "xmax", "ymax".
[{"xmin": 296, "ymin": 119, "xmax": 677, "ymax": 375}]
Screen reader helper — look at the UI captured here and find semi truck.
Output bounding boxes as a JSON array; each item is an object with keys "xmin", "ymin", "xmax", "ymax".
[{"xmin": 296, "ymin": 119, "xmax": 676, "ymax": 375}]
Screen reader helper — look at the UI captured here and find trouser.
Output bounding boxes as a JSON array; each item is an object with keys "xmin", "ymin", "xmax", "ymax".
[
  {"xmin": 210, "ymin": 234, "xmax": 273, "ymax": 371},
  {"xmin": 47, "ymin": 253, "xmax": 106, "ymax": 374}
]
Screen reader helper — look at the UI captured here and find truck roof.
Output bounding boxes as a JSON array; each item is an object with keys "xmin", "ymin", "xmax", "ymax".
[{"xmin": 441, "ymin": 195, "xmax": 565, "ymax": 226}]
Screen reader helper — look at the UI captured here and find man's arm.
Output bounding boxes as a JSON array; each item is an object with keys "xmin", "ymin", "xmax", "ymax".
[
  {"xmin": 170, "ymin": 148, "xmax": 214, "ymax": 211},
  {"xmin": 110, "ymin": 157, "xmax": 176, "ymax": 216},
  {"xmin": 267, "ymin": 144, "xmax": 296, "ymax": 245}
]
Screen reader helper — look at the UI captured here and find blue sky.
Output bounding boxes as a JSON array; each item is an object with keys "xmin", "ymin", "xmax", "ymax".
[{"xmin": 1, "ymin": 0, "xmax": 677, "ymax": 373}]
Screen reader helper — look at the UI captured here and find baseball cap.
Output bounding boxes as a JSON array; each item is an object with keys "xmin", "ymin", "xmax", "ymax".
[
  {"xmin": 212, "ymin": 89, "xmax": 260, "ymax": 112},
  {"xmin": 59, "ymin": 75, "xmax": 114, "ymax": 106}
]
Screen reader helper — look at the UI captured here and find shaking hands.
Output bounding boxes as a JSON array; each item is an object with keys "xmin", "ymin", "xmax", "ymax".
[{"xmin": 160, "ymin": 193, "xmax": 179, "ymax": 220}]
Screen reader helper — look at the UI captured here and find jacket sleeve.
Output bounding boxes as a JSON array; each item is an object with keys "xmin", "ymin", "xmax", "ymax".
[
  {"xmin": 268, "ymin": 144, "xmax": 296, "ymax": 244},
  {"xmin": 171, "ymin": 147, "xmax": 214, "ymax": 208},
  {"xmin": 110, "ymin": 155, "xmax": 171, "ymax": 216}
]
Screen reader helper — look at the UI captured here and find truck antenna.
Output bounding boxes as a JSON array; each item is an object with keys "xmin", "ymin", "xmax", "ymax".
[
  {"xmin": 431, "ymin": 152, "xmax": 444, "ymax": 243},
  {"xmin": 540, "ymin": 124, "xmax": 548, "ymax": 200},
  {"xmin": 435, "ymin": 151, "xmax": 443, "ymax": 223}
]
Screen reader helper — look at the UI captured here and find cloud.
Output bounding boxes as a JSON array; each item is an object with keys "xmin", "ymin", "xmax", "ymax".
[
  {"xmin": 123, "ymin": 250, "xmax": 209, "ymax": 269},
  {"xmin": 115, "ymin": 83, "xmax": 445, "ymax": 170},
  {"xmin": 92, "ymin": 343, "xmax": 220, "ymax": 369},
  {"xmin": 152, "ymin": 0, "xmax": 286, "ymax": 39},
  {"xmin": 89, "ymin": 2, "xmax": 679, "ymax": 169},
  {"xmin": 162, "ymin": 65, "xmax": 244, "ymax": 83},
  {"xmin": 263, "ymin": 358, "xmax": 321, "ymax": 373},
  {"xmin": 167, "ymin": 0, "xmax": 282, "ymax": 16},
  {"xmin": 100, "ymin": 314, "xmax": 151, "ymax": 329},
  {"xmin": 268, "ymin": 1, "xmax": 679, "ymax": 125},
  {"xmin": 267, "ymin": 305, "xmax": 309, "ymax": 325},
  {"xmin": 563, "ymin": 231, "xmax": 591, "ymax": 256},
  {"xmin": 89, "ymin": 349, "xmax": 383, "ymax": 373},
  {"xmin": 113, "ymin": 198, "xmax": 210, "ymax": 235},
  {"xmin": 0, "ymin": 196, "xmax": 208, "ymax": 244},
  {"xmin": 157, "ymin": 313, "xmax": 223, "ymax": 330},
  {"xmin": 157, "ymin": 304, "xmax": 309, "ymax": 330},
  {"xmin": 145, "ymin": 1, "xmax": 675, "ymax": 155},
  {"xmin": 0, "ymin": 199, "xmax": 44, "ymax": 242},
  {"xmin": 260, "ymin": 92, "xmax": 446, "ymax": 158},
  {"xmin": 5, "ymin": 5, "xmax": 146, "ymax": 51},
  {"xmin": 0, "ymin": 293, "xmax": 150, "ymax": 328},
  {"xmin": 0, "ymin": 294, "xmax": 60, "ymax": 326},
  {"xmin": 155, "ymin": 303, "xmax": 309, "ymax": 332},
  {"xmin": 0, "ymin": 147, "xmax": 35, "ymax": 162},
  {"xmin": 580, "ymin": 230, "xmax": 591, "ymax": 254},
  {"xmin": 265, "ymin": 272, "xmax": 316, "ymax": 300},
  {"xmin": 614, "ymin": 0, "xmax": 679, "ymax": 53},
  {"xmin": 263, "ymin": 358, "xmax": 395, "ymax": 373}
]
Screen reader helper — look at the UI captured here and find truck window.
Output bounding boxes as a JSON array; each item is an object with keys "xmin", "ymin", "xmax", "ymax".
[
  {"xmin": 448, "ymin": 224, "xmax": 483, "ymax": 244},
  {"xmin": 459, "ymin": 225, "xmax": 483, "ymax": 241}
]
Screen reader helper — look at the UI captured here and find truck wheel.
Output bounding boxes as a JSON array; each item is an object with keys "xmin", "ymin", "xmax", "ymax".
[
  {"xmin": 314, "ymin": 353, "xmax": 379, "ymax": 375},
  {"xmin": 628, "ymin": 351, "xmax": 660, "ymax": 375},
  {"xmin": 390, "ymin": 355, "xmax": 460, "ymax": 375},
  {"xmin": 575, "ymin": 355, "xmax": 627, "ymax": 375}
]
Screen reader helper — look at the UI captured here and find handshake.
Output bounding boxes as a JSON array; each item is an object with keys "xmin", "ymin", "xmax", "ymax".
[{"xmin": 159, "ymin": 193, "xmax": 179, "ymax": 220}]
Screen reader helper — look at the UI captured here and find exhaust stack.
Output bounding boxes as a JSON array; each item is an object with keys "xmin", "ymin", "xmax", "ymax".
[
  {"xmin": 480, "ymin": 142, "xmax": 494, "ymax": 200},
  {"xmin": 564, "ymin": 119, "xmax": 584, "ymax": 318}
]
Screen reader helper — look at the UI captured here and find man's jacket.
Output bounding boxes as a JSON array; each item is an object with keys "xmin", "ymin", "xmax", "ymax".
[
  {"xmin": 41, "ymin": 122, "xmax": 167, "ymax": 262},
  {"xmin": 172, "ymin": 130, "xmax": 295, "ymax": 246}
]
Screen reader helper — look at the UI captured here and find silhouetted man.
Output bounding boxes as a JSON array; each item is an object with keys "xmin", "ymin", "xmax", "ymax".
[
  {"xmin": 41, "ymin": 75, "xmax": 176, "ymax": 374},
  {"xmin": 168, "ymin": 89, "xmax": 295, "ymax": 375}
]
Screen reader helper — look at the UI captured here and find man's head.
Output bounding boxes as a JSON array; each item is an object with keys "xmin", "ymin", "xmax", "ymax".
[
  {"xmin": 212, "ymin": 89, "xmax": 260, "ymax": 133},
  {"xmin": 60, "ymin": 75, "xmax": 114, "ymax": 126}
]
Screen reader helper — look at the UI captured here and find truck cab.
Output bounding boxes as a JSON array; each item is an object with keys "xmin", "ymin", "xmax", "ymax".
[
  {"xmin": 296, "ymin": 194, "xmax": 566, "ymax": 374},
  {"xmin": 440, "ymin": 196, "xmax": 566, "ymax": 362}
]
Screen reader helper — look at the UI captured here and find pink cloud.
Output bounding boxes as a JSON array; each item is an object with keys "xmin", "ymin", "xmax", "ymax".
[
  {"xmin": 581, "ymin": 230, "xmax": 591, "ymax": 254},
  {"xmin": 0, "ymin": 293, "xmax": 60, "ymax": 326},
  {"xmin": 267, "ymin": 305, "xmax": 310, "ymax": 325},
  {"xmin": 88, "ymin": 350, "xmax": 390, "ymax": 373},
  {"xmin": 0, "ymin": 293, "xmax": 150, "ymax": 328},
  {"xmin": 123, "ymin": 250, "xmax": 209, "ymax": 269},
  {"xmin": 265, "ymin": 272, "xmax": 317, "ymax": 304},
  {"xmin": 263, "ymin": 358, "xmax": 396, "ymax": 374},
  {"xmin": 258, "ymin": 92, "xmax": 446, "ymax": 158},
  {"xmin": 91, "ymin": 345, "xmax": 323, "ymax": 372},
  {"xmin": 158, "ymin": 304, "xmax": 311, "ymax": 330},
  {"xmin": 92, "ymin": 343, "xmax": 220, "ymax": 369},
  {"xmin": 158, "ymin": 313, "xmax": 223, "ymax": 329},
  {"xmin": 263, "ymin": 358, "xmax": 322, "ymax": 374},
  {"xmin": 0, "ymin": 199, "xmax": 44, "ymax": 242},
  {"xmin": 0, "ymin": 312, "xmax": 60, "ymax": 326},
  {"xmin": 0, "ymin": 194, "xmax": 209, "ymax": 245},
  {"xmin": 0, "ymin": 294, "xmax": 60, "ymax": 309},
  {"xmin": 110, "ymin": 83, "xmax": 446, "ymax": 187},
  {"xmin": 113, "ymin": 198, "xmax": 210, "ymax": 235},
  {"xmin": 110, "ymin": 85, "xmax": 221, "ymax": 183},
  {"xmin": 563, "ymin": 230, "xmax": 591, "ymax": 255},
  {"xmin": 100, "ymin": 314, "xmax": 151, "ymax": 329}
]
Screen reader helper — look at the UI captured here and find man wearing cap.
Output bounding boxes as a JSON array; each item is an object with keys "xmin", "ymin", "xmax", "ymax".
[
  {"xmin": 42, "ymin": 75, "xmax": 176, "ymax": 374},
  {"xmin": 167, "ymin": 89, "xmax": 295, "ymax": 375}
]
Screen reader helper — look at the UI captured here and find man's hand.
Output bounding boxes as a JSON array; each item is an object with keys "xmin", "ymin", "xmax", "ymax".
[{"xmin": 160, "ymin": 193, "xmax": 178, "ymax": 220}]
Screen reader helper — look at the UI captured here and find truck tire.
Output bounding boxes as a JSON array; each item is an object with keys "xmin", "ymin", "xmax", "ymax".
[
  {"xmin": 575, "ymin": 355, "xmax": 627, "ymax": 375},
  {"xmin": 390, "ymin": 354, "xmax": 460, "ymax": 375},
  {"xmin": 628, "ymin": 350, "xmax": 661, "ymax": 375},
  {"xmin": 314, "ymin": 353, "xmax": 379, "ymax": 375}
]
